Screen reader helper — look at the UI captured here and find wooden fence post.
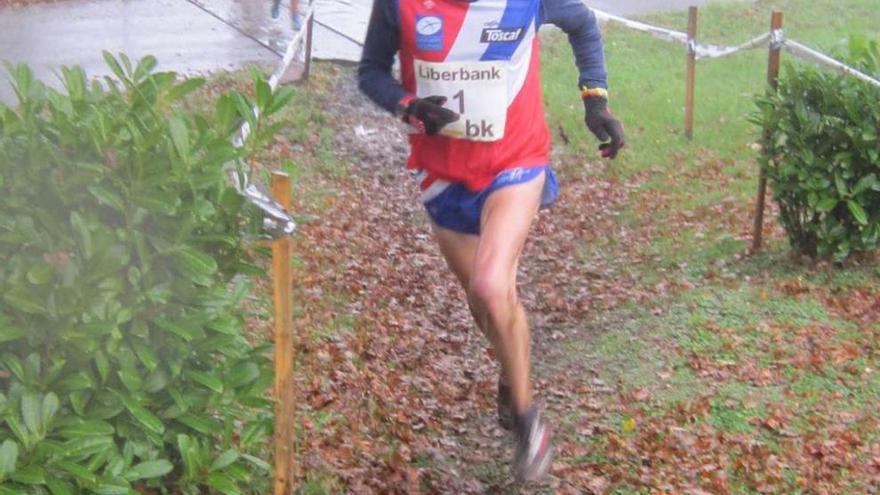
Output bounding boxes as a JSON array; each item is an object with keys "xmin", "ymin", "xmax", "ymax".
[
  {"xmin": 752, "ymin": 10, "xmax": 784, "ymax": 252},
  {"xmin": 303, "ymin": 1, "xmax": 315, "ymax": 80},
  {"xmin": 271, "ymin": 172, "xmax": 296, "ymax": 495},
  {"xmin": 685, "ymin": 6, "xmax": 698, "ymax": 141}
]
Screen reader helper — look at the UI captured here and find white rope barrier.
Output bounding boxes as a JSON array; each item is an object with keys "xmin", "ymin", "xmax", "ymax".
[
  {"xmin": 236, "ymin": 5, "xmax": 315, "ymax": 147},
  {"xmin": 227, "ymin": 3, "xmax": 317, "ymax": 238},
  {"xmin": 592, "ymin": 8, "xmax": 770, "ymax": 59},
  {"xmin": 783, "ymin": 39, "xmax": 880, "ymax": 88},
  {"xmin": 592, "ymin": 9, "xmax": 689, "ymax": 45},
  {"xmin": 694, "ymin": 32, "xmax": 770, "ymax": 60},
  {"xmin": 590, "ymin": 7, "xmax": 880, "ymax": 88},
  {"xmin": 590, "ymin": 5, "xmax": 879, "ymax": 251},
  {"xmin": 268, "ymin": 6, "xmax": 315, "ymax": 92}
]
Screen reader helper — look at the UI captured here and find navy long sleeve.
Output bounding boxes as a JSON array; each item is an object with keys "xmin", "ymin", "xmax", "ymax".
[
  {"xmin": 541, "ymin": 0, "xmax": 607, "ymax": 89},
  {"xmin": 357, "ymin": 0, "xmax": 608, "ymax": 114},
  {"xmin": 357, "ymin": 0, "xmax": 407, "ymax": 113}
]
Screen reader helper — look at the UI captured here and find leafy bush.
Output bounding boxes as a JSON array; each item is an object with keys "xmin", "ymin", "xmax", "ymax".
[
  {"xmin": 753, "ymin": 37, "xmax": 880, "ymax": 261},
  {"xmin": 0, "ymin": 53, "xmax": 293, "ymax": 494}
]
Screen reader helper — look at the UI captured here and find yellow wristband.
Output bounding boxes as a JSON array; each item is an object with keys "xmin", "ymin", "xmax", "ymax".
[{"xmin": 580, "ymin": 87, "xmax": 609, "ymax": 99}]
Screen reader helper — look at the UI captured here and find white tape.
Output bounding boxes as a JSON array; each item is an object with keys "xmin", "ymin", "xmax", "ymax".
[
  {"xmin": 770, "ymin": 28, "xmax": 785, "ymax": 50},
  {"xmin": 592, "ymin": 8, "xmax": 689, "ymax": 45},
  {"xmin": 238, "ymin": 5, "xmax": 315, "ymax": 146},
  {"xmin": 592, "ymin": 7, "xmax": 769, "ymax": 59},
  {"xmin": 694, "ymin": 32, "xmax": 771, "ymax": 60},
  {"xmin": 227, "ymin": 1, "xmax": 316, "ymax": 237},
  {"xmin": 783, "ymin": 39, "xmax": 880, "ymax": 88},
  {"xmin": 268, "ymin": 6, "xmax": 315, "ymax": 91},
  {"xmin": 589, "ymin": 5, "xmax": 880, "ymax": 89}
]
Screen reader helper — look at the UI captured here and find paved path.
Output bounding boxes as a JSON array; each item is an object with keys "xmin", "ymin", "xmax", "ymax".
[
  {"xmin": 0, "ymin": 0, "xmax": 365, "ymax": 104},
  {"xmin": 0, "ymin": 0, "xmax": 288, "ymax": 103}
]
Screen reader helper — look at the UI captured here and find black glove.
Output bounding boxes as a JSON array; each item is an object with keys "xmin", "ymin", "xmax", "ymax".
[
  {"xmin": 583, "ymin": 95, "xmax": 625, "ymax": 159},
  {"xmin": 399, "ymin": 95, "xmax": 459, "ymax": 136}
]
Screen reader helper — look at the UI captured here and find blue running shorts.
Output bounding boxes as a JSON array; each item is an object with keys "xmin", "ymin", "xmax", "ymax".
[{"xmin": 421, "ymin": 166, "xmax": 559, "ymax": 235}]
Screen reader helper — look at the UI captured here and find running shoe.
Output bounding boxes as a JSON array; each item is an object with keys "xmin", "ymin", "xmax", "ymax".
[
  {"xmin": 497, "ymin": 378, "xmax": 513, "ymax": 430},
  {"xmin": 512, "ymin": 406, "xmax": 554, "ymax": 483}
]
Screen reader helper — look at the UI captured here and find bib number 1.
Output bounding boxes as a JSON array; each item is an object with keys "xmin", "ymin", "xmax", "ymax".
[
  {"xmin": 452, "ymin": 89, "xmax": 464, "ymax": 113},
  {"xmin": 414, "ymin": 59, "xmax": 508, "ymax": 142}
]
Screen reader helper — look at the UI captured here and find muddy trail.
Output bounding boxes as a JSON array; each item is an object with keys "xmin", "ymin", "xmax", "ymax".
[
  {"xmin": 223, "ymin": 54, "xmax": 880, "ymax": 492},
  {"xmin": 256, "ymin": 64, "xmax": 666, "ymax": 494}
]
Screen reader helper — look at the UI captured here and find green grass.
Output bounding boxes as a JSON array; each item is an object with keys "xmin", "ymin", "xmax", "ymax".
[
  {"xmin": 543, "ymin": 0, "xmax": 880, "ymax": 180},
  {"xmin": 541, "ymin": 0, "xmax": 880, "ymax": 276},
  {"xmin": 295, "ymin": 472, "xmax": 345, "ymax": 495},
  {"xmin": 560, "ymin": 273, "xmax": 879, "ymax": 488},
  {"xmin": 580, "ymin": 283, "xmax": 842, "ymax": 399}
]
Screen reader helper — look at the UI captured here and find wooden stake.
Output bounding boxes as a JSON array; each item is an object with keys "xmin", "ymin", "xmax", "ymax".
[
  {"xmin": 685, "ymin": 6, "xmax": 698, "ymax": 141},
  {"xmin": 271, "ymin": 171, "xmax": 295, "ymax": 495},
  {"xmin": 303, "ymin": 3, "xmax": 315, "ymax": 80},
  {"xmin": 752, "ymin": 10, "xmax": 783, "ymax": 252}
]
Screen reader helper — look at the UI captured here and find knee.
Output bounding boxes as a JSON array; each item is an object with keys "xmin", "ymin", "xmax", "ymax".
[{"xmin": 468, "ymin": 271, "xmax": 516, "ymax": 315}]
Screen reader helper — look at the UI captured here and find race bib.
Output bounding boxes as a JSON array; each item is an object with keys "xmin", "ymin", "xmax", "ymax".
[{"xmin": 414, "ymin": 59, "xmax": 507, "ymax": 142}]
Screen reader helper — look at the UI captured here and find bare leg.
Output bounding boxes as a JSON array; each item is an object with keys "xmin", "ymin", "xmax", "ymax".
[
  {"xmin": 431, "ymin": 227, "xmax": 489, "ymax": 337},
  {"xmin": 431, "ymin": 173, "xmax": 545, "ymax": 414},
  {"xmin": 290, "ymin": 0, "xmax": 303, "ymax": 30},
  {"xmin": 470, "ymin": 173, "xmax": 544, "ymax": 414},
  {"xmin": 430, "ymin": 173, "xmax": 553, "ymax": 481},
  {"xmin": 432, "ymin": 224, "xmax": 524, "ymax": 375}
]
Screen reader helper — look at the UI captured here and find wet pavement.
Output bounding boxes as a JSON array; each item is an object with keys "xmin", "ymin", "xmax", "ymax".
[
  {"xmin": 0, "ymin": 0, "xmax": 745, "ymax": 105},
  {"xmin": 0, "ymin": 0, "xmax": 368, "ymax": 104},
  {"xmin": 0, "ymin": 0, "xmax": 281, "ymax": 103},
  {"xmin": 312, "ymin": 0, "xmax": 370, "ymax": 61}
]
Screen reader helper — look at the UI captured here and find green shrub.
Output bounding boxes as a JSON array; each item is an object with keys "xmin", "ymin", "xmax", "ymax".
[
  {"xmin": 753, "ymin": 37, "xmax": 880, "ymax": 261},
  {"xmin": 0, "ymin": 53, "xmax": 293, "ymax": 494}
]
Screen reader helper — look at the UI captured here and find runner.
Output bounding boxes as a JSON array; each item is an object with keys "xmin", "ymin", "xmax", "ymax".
[
  {"xmin": 270, "ymin": 0, "xmax": 304, "ymax": 31},
  {"xmin": 358, "ymin": 0, "xmax": 624, "ymax": 482}
]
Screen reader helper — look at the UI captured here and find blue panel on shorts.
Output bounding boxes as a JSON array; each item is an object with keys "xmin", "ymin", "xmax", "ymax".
[{"xmin": 423, "ymin": 166, "xmax": 558, "ymax": 235}]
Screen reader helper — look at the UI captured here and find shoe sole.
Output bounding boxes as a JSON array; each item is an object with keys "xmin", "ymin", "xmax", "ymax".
[
  {"xmin": 514, "ymin": 445, "xmax": 553, "ymax": 482},
  {"xmin": 513, "ymin": 420, "xmax": 554, "ymax": 483}
]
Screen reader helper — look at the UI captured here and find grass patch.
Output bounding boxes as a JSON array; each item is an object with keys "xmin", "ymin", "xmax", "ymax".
[
  {"xmin": 543, "ymin": 0, "xmax": 880, "ymax": 180},
  {"xmin": 542, "ymin": 0, "xmax": 880, "ymax": 279},
  {"xmin": 295, "ymin": 472, "xmax": 345, "ymax": 495},
  {"xmin": 563, "ymin": 274, "xmax": 878, "ymax": 458}
]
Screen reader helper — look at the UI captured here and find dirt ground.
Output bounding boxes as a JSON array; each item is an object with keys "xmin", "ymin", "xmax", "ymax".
[
  {"xmin": 265, "ymin": 58, "xmax": 880, "ymax": 492},
  {"xmin": 261, "ymin": 64, "xmax": 656, "ymax": 494}
]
